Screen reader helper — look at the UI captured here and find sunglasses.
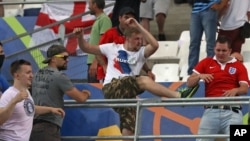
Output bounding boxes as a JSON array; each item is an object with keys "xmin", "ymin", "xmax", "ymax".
[{"xmin": 54, "ymin": 54, "xmax": 69, "ymax": 60}]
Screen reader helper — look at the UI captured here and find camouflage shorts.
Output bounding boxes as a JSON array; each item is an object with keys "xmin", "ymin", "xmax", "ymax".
[{"xmin": 102, "ymin": 76, "xmax": 144, "ymax": 133}]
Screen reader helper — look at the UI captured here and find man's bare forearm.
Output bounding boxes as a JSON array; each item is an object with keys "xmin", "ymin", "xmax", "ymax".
[
  {"xmin": 138, "ymin": 24, "xmax": 158, "ymax": 49},
  {"xmin": 0, "ymin": 99, "xmax": 19, "ymax": 125}
]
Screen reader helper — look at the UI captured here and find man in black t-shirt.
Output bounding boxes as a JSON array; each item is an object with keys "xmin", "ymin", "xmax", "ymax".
[{"xmin": 111, "ymin": 0, "xmax": 144, "ymax": 27}]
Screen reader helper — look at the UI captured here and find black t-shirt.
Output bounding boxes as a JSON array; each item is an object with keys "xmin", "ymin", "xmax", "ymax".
[{"xmin": 111, "ymin": 0, "xmax": 141, "ymax": 27}]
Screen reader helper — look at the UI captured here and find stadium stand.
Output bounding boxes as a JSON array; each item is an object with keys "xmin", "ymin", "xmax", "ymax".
[
  {"xmin": 3, "ymin": 1, "xmax": 22, "ymax": 17},
  {"xmin": 152, "ymin": 63, "xmax": 180, "ymax": 82},
  {"xmin": 147, "ymin": 41, "xmax": 180, "ymax": 69},
  {"xmin": 1, "ymin": 2, "xmax": 250, "ymax": 141},
  {"xmin": 242, "ymin": 38, "xmax": 250, "ymax": 52}
]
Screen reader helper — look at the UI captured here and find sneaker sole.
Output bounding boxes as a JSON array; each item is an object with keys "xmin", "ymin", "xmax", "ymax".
[{"xmin": 186, "ymin": 84, "xmax": 200, "ymax": 98}]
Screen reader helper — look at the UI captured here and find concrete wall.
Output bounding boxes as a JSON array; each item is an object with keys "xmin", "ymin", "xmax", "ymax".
[{"xmin": 149, "ymin": 2, "xmax": 192, "ymax": 40}]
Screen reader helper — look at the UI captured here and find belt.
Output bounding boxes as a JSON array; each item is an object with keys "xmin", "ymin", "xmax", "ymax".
[
  {"xmin": 205, "ymin": 105, "xmax": 242, "ymax": 113},
  {"xmin": 33, "ymin": 119, "xmax": 61, "ymax": 129},
  {"xmin": 33, "ymin": 119, "xmax": 50, "ymax": 124},
  {"xmin": 33, "ymin": 119, "xmax": 60, "ymax": 128}
]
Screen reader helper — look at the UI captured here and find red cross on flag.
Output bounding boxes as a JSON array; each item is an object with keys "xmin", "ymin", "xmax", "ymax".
[{"xmin": 31, "ymin": 1, "xmax": 113, "ymax": 55}]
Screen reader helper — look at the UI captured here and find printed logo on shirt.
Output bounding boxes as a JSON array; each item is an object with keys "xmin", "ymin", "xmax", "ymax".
[
  {"xmin": 229, "ymin": 67, "xmax": 236, "ymax": 74},
  {"xmin": 113, "ymin": 50, "xmax": 131, "ymax": 74},
  {"xmin": 23, "ymin": 98, "xmax": 35, "ymax": 116},
  {"xmin": 209, "ymin": 66, "xmax": 215, "ymax": 69},
  {"xmin": 127, "ymin": 56, "xmax": 137, "ymax": 64}
]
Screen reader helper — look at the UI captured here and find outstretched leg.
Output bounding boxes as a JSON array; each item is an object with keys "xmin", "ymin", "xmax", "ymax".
[{"xmin": 136, "ymin": 76, "xmax": 199, "ymax": 98}]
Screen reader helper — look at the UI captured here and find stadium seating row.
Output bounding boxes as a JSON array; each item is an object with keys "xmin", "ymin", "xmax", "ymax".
[
  {"xmin": 2, "ymin": 0, "xmax": 250, "ymax": 83},
  {"xmin": 3, "ymin": 0, "xmax": 43, "ymax": 17},
  {"xmin": 149, "ymin": 31, "xmax": 250, "ymax": 82}
]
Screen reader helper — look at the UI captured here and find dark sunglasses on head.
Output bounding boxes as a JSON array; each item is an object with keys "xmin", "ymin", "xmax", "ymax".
[{"xmin": 54, "ymin": 54, "xmax": 69, "ymax": 60}]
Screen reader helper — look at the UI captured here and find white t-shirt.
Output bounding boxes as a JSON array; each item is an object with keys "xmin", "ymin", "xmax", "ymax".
[
  {"xmin": 100, "ymin": 43, "xmax": 146, "ymax": 85},
  {"xmin": 0, "ymin": 87, "xmax": 35, "ymax": 141},
  {"xmin": 220, "ymin": 0, "xmax": 250, "ymax": 30}
]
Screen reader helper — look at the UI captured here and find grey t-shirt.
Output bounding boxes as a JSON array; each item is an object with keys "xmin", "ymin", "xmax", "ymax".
[{"xmin": 32, "ymin": 66, "xmax": 74, "ymax": 127}]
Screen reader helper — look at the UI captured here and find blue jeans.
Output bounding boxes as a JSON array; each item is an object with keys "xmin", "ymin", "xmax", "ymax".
[
  {"xmin": 188, "ymin": 8, "xmax": 218, "ymax": 75},
  {"xmin": 196, "ymin": 108, "xmax": 243, "ymax": 141}
]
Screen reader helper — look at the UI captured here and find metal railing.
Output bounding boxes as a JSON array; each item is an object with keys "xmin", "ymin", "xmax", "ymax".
[
  {"xmin": 1, "ymin": 1, "xmax": 250, "ymax": 140},
  {"xmin": 1, "ymin": 0, "xmax": 115, "ymax": 81},
  {"xmin": 1, "ymin": 1, "xmax": 115, "ymax": 47},
  {"xmin": 62, "ymin": 96, "xmax": 250, "ymax": 140},
  {"xmin": 0, "ymin": 0, "xmax": 92, "ymax": 5}
]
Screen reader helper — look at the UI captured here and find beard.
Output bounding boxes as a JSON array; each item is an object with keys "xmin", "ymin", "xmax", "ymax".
[
  {"xmin": 89, "ymin": 9, "xmax": 95, "ymax": 15},
  {"xmin": 58, "ymin": 65, "xmax": 67, "ymax": 71},
  {"xmin": 90, "ymin": 11, "xmax": 95, "ymax": 15}
]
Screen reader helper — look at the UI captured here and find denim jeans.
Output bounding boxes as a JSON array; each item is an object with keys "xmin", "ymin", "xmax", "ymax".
[
  {"xmin": 196, "ymin": 108, "xmax": 243, "ymax": 141},
  {"xmin": 188, "ymin": 8, "xmax": 218, "ymax": 75}
]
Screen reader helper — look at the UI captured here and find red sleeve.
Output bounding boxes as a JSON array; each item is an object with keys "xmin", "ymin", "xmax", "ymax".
[
  {"xmin": 99, "ymin": 29, "xmax": 113, "ymax": 44},
  {"xmin": 194, "ymin": 58, "xmax": 212, "ymax": 74},
  {"xmin": 237, "ymin": 62, "xmax": 249, "ymax": 83},
  {"xmin": 99, "ymin": 28, "xmax": 125, "ymax": 44}
]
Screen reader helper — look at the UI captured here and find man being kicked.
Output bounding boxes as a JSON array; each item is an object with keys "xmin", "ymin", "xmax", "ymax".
[
  {"xmin": 73, "ymin": 18, "xmax": 199, "ymax": 140},
  {"xmin": 187, "ymin": 36, "xmax": 249, "ymax": 141}
]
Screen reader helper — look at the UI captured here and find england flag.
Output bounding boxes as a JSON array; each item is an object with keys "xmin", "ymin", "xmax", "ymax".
[{"xmin": 31, "ymin": 1, "xmax": 113, "ymax": 55}]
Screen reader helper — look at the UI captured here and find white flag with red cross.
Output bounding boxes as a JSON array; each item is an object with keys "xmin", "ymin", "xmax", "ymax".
[{"xmin": 31, "ymin": 1, "xmax": 113, "ymax": 55}]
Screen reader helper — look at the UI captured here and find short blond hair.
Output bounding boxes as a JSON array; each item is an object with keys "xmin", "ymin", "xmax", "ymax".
[{"xmin": 123, "ymin": 27, "xmax": 140, "ymax": 38}]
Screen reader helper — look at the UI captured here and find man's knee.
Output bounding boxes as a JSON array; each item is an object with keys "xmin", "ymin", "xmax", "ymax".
[
  {"xmin": 155, "ymin": 13, "xmax": 166, "ymax": 18},
  {"xmin": 140, "ymin": 18, "xmax": 151, "ymax": 23},
  {"xmin": 136, "ymin": 76, "xmax": 153, "ymax": 88}
]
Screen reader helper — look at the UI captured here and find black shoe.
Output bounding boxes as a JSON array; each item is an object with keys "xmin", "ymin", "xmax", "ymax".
[
  {"xmin": 179, "ymin": 84, "xmax": 199, "ymax": 98},
  {"xmin": 158, "ymin": 34, "xmax": 166, "ymax": 41}
]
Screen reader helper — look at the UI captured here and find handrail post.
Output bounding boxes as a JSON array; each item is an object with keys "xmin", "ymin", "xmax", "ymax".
[
  {"xmin": 134, "ymin": 100, "xmax": 141, "ymax": 141},
  {"xmin": 248, "ymin": 98, "xmax": 250, "ymax": 125},
  {"xmin": 134, "ymin": 98, "xmax": 162, "ymax": 141}
]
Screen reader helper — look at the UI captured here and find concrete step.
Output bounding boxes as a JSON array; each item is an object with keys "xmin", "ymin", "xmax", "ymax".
[{"xmin": 149, "ymin": 3, "xmax": 191, "ymax": 40}]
